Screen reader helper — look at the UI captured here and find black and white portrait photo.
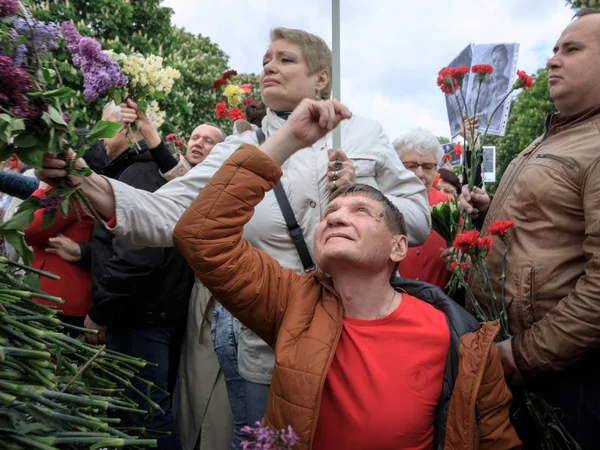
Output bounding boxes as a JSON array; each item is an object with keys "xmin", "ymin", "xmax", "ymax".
[{"xmin": 444, "ymin": 43, "xmax": 519, "ymax": 138}]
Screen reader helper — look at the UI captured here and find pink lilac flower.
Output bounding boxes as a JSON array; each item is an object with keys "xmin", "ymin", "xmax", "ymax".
[
  {"xmin": 0, "ymin": 0, "xmax": 19, "ymax": 18},
  {"xmin": 61, "ymin": 21, "xmax": 127, "ymax": 101}
]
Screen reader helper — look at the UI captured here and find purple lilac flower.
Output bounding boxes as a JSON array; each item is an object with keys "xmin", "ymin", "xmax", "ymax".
[
  {"xmin": 0, "ymin": 0, "xmax": 19, "ymax": 18},
  {"xmin": 61, "ymin": 21, "xmax": 127, "ymax": 101},
  {"xmin": 63, "ymin": 111, "xmax": 72, "ymax": 123},
  {"xmin": 9, "ymin": 16, "xmax": 60, "ymax": 67},
  {"xmin": 0, "ymin": 54, "xmax": 46, "ymax": 119},
  {"xmin": 39, "ymin": 193, "xmax": 63, "ymax": 215},
  {"xmin": 240, "ymin": 420, "xmax": 298, "ymax": 450}
]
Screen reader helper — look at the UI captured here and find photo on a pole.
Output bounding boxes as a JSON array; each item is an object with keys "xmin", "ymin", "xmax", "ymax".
[
  {"xmin": 445, "ymin": 43, "xmax": 519, "ymax": 139},
  {"xmin": 482, "ymin": 145, "xmax": 497, "ymax": 183}
]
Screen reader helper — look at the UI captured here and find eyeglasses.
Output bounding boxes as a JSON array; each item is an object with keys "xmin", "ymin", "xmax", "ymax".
[{"xmin": 402, "ymin": 162, "xmax": 438, "ymax": 172}]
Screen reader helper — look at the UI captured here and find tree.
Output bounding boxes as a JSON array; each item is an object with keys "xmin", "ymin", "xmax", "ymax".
[
  {"xmin": 28, "ymin": 0, "xmax": 231, "ymax": 137},
  {"xmin": 486, "ymin": 68, "xmax": 555, "ymax": 191},
  {"xmin": 565, "ymin": 0, "xmax": 599, "ymax": 8},
  {"xmin": 438, "ymin": 136, "xmax": 450, "ymax": 144}
]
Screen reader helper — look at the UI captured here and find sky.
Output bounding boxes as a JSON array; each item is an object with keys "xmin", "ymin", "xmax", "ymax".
[{"xmin": 161, "ymin": 0, "xmax": 574, "ymax": 142}]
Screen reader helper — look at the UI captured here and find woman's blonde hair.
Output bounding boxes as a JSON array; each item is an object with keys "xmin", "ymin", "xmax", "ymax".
[{"xmin": 270, "ymin": 27, "xmax": 332, "ymax": 99}]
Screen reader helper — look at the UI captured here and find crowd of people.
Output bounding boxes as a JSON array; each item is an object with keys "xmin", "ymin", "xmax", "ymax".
[{"xmin": 2, "ymin": 6, "xmax": 600, "ymax": 450}]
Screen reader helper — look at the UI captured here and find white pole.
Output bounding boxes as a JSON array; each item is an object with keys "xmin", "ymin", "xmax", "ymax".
[{"xmin": 332, "ymin": 0, "xmax": 341, "ymax": 150}]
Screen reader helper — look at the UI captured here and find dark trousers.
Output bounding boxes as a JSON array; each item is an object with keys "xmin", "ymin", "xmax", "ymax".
[
  {"xmin": 512, "ymin": 364, "xmax": 600, "ymax": 450},
  {"xmin": 107, "ymin": 326, "xmax": 181, "ymax": 450}
]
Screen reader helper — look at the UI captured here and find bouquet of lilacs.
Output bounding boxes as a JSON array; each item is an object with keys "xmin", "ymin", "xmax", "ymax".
[
  {"xmin": 0, "ymin": 3, "xmax": 123, "ymax": 264},
  {"xmin": 241, "ymin": 420, "xmax": 298, "ymax": 450},
  {"xmin": 435, "ymin": 63, "xmax": 581, "ymax": 449},
  {"xmin": 213, "ymin": 69, "xmax": 260, "ymax": 122},
  {"xmin": 63, "ymin": 23, "xmax": 179, "ymax": 151}
]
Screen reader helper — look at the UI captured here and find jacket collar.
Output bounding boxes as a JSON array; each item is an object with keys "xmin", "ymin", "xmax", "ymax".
[
  {"xmin": 545, "ymin": 104, "xmax": 600, "ymax": 137},
  {"xmin": 103, "ymin": 141, "xmax": 152, "ymax": 179}
]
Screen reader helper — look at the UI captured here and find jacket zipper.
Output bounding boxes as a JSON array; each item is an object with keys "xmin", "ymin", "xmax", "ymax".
[
  {"xmin": 308, "ymin": 299, "xmax": 344, "ymax": 450},
  {"xmin": 473, "ymin": 403, "xmax": 481, "ymax": 449},
  {"xmin": 536, "ymin": 153, "xmax": 575, "ymax": 169}
]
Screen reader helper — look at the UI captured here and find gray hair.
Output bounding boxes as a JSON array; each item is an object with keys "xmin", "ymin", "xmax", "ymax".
[{"xmin": 392, "ymin": 128, "xmax": 444, "ymax": 164}]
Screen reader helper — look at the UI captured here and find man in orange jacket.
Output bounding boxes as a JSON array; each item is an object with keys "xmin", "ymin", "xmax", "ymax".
[{"xmin": 173, "ymin": 98, "xmax": 520, "ymax": 450}]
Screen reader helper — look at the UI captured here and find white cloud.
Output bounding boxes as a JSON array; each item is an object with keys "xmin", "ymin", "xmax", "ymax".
[{"xmin": 161, "ymin": 0, "xmax": 574, "ymax": 140}]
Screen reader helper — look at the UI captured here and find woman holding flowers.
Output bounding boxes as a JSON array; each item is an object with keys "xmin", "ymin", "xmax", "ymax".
[{"xmin": 39, "ymin": 27, "xmax": 430, "ymax": 450}]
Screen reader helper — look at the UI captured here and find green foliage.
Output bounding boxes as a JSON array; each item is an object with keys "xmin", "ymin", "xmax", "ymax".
[
  {"xmin": 486, "ymin": 68, "xmax": 555, "ymax": 192},
  {"xmin": 437, "ymin": 136, "xmax": 450, "ymax": 144},
  {"xmin": 565, "ymin": 0, "xmax": 598, "ymax": 9},
  {"xmin": 27, "ymin": 0, "xmax": 232, "ymax": 137}
]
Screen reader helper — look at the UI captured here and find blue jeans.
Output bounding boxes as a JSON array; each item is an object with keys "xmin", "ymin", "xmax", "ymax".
[
  {"xmin": 107, "ymin": 327, "xmax": 181, "ymax": 450},
  {"xmin": 212, "ymin": 302, "xmax": 247, "ymax": 450},
  {"xmin": 243, "ymin": 379, "xmax": 270, "ymax": 425}
]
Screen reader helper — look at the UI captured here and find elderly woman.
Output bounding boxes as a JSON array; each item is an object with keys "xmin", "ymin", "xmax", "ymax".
[
  {"xmin": 393, "ymin": 128, "xmax": 452, "ymax": 290},
  {"xmin": 39, "ymin": 27, "xmax": 430, "ymax": 450}
]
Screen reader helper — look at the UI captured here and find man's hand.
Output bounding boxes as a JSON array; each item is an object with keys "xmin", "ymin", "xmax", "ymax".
[
  {"xmin": 46, "ymin": 233, "xmax": 81, "ymax": 262},
  {"xmin": 327, "ymin": 148, "xmax": 355, "ymax": 193},
  {"xmin": 496, "ymin": 338, "xmax": 523, "ymax": 386},
  {"xmin": 458, "ymin": 184, "xmax": 491, "ymax": 215},
  {"xmin": 83, "ymin": 315, "xmax": 108, "ymax": 345},
  {"xmin": 261, "ymin": 99, "xmax": 352, "ymax": 165},
  {"xmin": 35, "ymin": 150, "xmax": 88, "ymax": 186},
  {"xmin": 123, "ymin": 98, "xmax": 161, "ymax": 149},
  {"xmin": 459, "ymin": 115, "xmax": 481, "ymax": 147}
]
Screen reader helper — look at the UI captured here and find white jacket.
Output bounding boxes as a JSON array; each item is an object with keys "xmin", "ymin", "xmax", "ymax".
[{"xmin": 106, "ymin": 110, "xmax": 430, "ymax": 384}]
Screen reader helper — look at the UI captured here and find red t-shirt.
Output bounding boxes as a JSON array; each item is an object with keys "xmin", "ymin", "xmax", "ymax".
[
  {"xmin": 400, "ymin": 189, "xmax": 452, "ymax": 290},
  {"xmin": 313, "ymin": 294, "xmax": 450, "ymax": 450}
]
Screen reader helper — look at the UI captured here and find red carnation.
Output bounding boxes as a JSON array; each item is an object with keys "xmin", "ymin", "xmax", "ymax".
[
  {"xmin": 240, "ymin": 83, "xmax": 252, "ymax": 93},
  {"xmin": 454, "ymin": 143, "xmax": 463, "ymax": 157},
  {"xmin": 451, "ymin": 66, "xmax": 469, "ymax": 86},
  {"xmin": 453, "ymin": 230, "xmax": 481, "ymax": 252},
  {"xmin": 472, "ymin": 64, "xmax": 494, "ymax": 75},
  {"xmin": 437, "ymin": 67, "xmax": 459, "ymax": 95},
  {"xmin": 243, "ymin": 98, "xmax": 259, "ymax": 107},
  {"xmin": 442, "ymin": 154, "xmax": 452, "ymax": 163},
  {"xmin": 433, "ymin": 172, "xmax": 440, "ymax": 187},
  {"xmin": 477, "ymin": 236, "xmax": 494, "ymax": 255},
  {"xmin": 215, "ymin": 100, "xmax": 227, "ymax": 118},
  {"xmin": 213, "ymin": 78, "xmax": 227, "ymax": 90},
  {"xmin": 222, "ymin": 69, "xmax": 238, "ymax": 80},
  {"xmin": 174, "ymin": 139, "xmax": 185, "ymax": 148},
  {"xmin": 488, "ymin": 220, "xmax": 514, "ymax": 237},
  {"xmin": 166, "ymin": 133, "xmax": 178, "ymax": 142},
  {"xmin": 515, "ymin": 70, "xmax": 533, "ymax": 90},
  {"xmin": 450, "ymin": 261, "xmax": 470, "ymax": 271},
  {"xmin": 228, "ymin": 107, "xmax": 245, "ymax": 121}
]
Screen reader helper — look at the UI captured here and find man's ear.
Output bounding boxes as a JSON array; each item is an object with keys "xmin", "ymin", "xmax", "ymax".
[{"xmin": 390, "ymin": 234, "xmax": 408, "ymax": 264}]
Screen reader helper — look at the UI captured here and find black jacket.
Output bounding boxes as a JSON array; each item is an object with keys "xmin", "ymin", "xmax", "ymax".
[{"xmin": 84, "ymin": 142, "xmax": 194, "ymax": 328}]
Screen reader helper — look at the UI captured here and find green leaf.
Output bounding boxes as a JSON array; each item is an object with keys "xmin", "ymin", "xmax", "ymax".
[
  {"xmin": 24, "ymin": 273, "xmax": 41, "ymax": 291},
  {"xmin": 71, "ymin": 167, "xmax": 92, "ymax": 177},
  {"xmin": 137, "ymin": 98, "xmax": 148, "ymax": 112},
  {"xmin": 59, "ymin": 196, "xmax": 70, "ymax": 219},
  {"xmin": 42, "ymin": 67, "xmax": 56, "ymax": 84},
  {"xmin": 2, "ymin": 230, "xmax": 33, "ymax": 266},
  {"xmin": 0, "ymin": 113, "xmax": 11, "ymax": 123},
  {"xmin": 0, "ymin": 207, "xmax": 36, "ymax": 231},
  {"xmin": 9, "ymin": 119, "xmax": 25, "ymax": 133},
  {"xmin": 47, "ymin": 105, "xmax": 69, "ymax": 130},
  {"xmin": 37, "ymin": 87, "xmax": 75, "ymax": 99},
  {"xmin": 0, "ymin": 142, "xmax": 12, "ymax": 161},
  {"xmin": 13, "ymin": 134, "xmax": 38, "ymax": 148},
  {"xmin": 113, "ymin": 90, "xmax": 122, "ymax": 106},
  {"xmin": 40, "ymin": 209, "xmax": 57, "ymax": 231},
  {"xmin": 15, "ymin": 148, "xmax": 44, "ymax": 169},
  {"xmin": 87, "ymin": 120, "xmax": 122, "ymax": 140}
]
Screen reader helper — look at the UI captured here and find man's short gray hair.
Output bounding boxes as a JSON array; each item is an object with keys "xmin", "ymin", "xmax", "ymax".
[{"xmin": 392, "ymin": 128, "xmax": 444, "ymax": 165}]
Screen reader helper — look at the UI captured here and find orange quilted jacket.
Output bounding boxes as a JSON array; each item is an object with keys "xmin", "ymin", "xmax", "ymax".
[{"xmin": 173, "ymin": 144, "xmax": 521, "ymax": 450}]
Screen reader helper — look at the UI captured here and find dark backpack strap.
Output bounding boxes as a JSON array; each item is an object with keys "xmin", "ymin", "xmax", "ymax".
[
  {"xmin": 273, "ymin": 181, "xmax": 316, "ymax": 273},
  {"xmin": 256, "ymin": 128, "xmax": 266, "ymax": 145},
  {"xmin": 256, "ymin": 128, "xmax": 315, "ymax": 272}
]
